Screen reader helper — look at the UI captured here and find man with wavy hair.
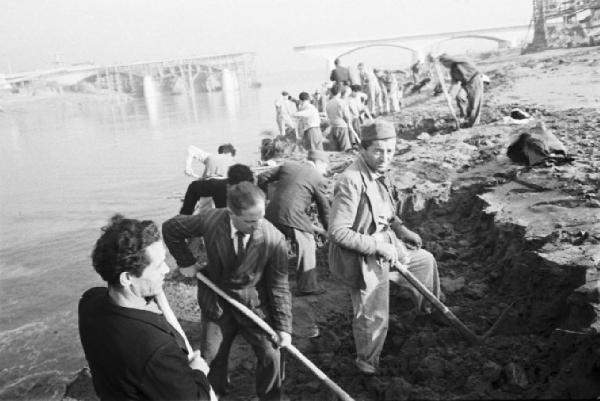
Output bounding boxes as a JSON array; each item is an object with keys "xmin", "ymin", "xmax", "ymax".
[{"xmin": 79, "ymin": 214, "xmax": 212, "ymax": 401}]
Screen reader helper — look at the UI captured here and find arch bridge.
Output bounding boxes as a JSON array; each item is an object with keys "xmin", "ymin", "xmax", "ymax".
[{"xmin": 293, "ymin": 25, "xmax": 530, "ymax": 69}]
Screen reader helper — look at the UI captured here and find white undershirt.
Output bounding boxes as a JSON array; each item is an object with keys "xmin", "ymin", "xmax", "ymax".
[{"xmin": 229, "ymin": 220, "xmax": 250, "ymax": 254}]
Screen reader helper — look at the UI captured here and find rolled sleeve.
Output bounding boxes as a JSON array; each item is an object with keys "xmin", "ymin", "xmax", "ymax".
[{"xmin": 329, "ymin": 175, "xmax": 377, "ymax": 255}]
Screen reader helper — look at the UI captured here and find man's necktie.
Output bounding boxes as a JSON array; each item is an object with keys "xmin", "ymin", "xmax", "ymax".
[{"xmin": 236, "ymin": 231, "xmax": 246, "ymax": 262}]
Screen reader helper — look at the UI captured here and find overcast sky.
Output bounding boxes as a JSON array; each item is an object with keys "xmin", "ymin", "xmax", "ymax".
[{"xmin": 1, "ymin": 0, "xmax": 532, "ymax": 73}]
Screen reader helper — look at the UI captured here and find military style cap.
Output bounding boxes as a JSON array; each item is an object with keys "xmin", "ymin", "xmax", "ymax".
[{"xmin": 361, "ymin": 119, "xmax": 396, "ymax": 142}]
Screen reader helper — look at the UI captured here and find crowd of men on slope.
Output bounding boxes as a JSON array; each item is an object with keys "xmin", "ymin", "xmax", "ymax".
[
  {"xmin": 275, "ymin": 54, "xmax": 485, "ymax": 154},
  {"xmin": 77, "ymin": 52, "xmax": 484, "ymax": 401}
]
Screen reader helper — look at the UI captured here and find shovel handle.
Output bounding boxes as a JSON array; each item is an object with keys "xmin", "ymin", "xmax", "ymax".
[
  {"xmin": 394, "ymin": 264, "xmax": 482, "ymax": 345},
  {"xmin": 196, "ymin": 272, "xmax": 355, "ymax": 401}
]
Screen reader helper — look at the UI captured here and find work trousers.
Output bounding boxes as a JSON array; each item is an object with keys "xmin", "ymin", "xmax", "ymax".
[
  {"xmin": 302, "ymin": 127, "xmax": 324, "ymax": 151},
  {"xmin": 275, "ymin": 224, "xmax": 319, "ymax": 293},
  {"xmin": 201, "ymin": 307, "xmax": 283, "ymax": 400},
  {"xmin": 456, "ymin": 74, "xmax": 483, "ymax": 127},
  {"xmin": 330, "ymin": 126, "xmax": 352, "ymax": 151},
  {"xmin": 367, "ymin": 85, "xmax": 382, "ymax": 115},
  {"xmin": 351, "ymin": 118, "xmax": 361, "ymax": 142},
  {"xmin": 350, "ymin": 248, "xmax": 440, "ymax": 374}
]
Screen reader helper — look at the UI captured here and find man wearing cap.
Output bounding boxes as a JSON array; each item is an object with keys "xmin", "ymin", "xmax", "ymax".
[
  {"xmin": 258, "ymin": 150, "xmax": 330, "ymax": 296},
  {"xmin": 438, "ymin": 53, "xmax": 483, "ymax": 127},
  {"xmin": 293, "ymin": 92, "xmax": 324, "ymax": 151},
  {"xmin": 328, "ymin": 119, "xmax": 440, "ymax": 378}
]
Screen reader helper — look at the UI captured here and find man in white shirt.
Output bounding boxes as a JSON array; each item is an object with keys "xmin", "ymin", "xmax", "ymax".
[
  {"xmin": 347, "ymin": 85, "xmax": 373, "ymax": 141},
  {"xmin": 325, "ymin": 83, "xmax": 358, "ymax": 152},
  {"xmin": 184, "ymin": 143, "xmax": 237, "ymax": 179},
  {"xmin": 274, "ymin": 91, "xmax": 297, "ymax": 136},
  {"xmin": 294, "ymin": 92, "xmax": 324, "ymax": 150}
]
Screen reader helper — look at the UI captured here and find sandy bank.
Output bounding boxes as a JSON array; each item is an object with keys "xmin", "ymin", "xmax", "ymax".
[{"xmin": 56, "ymin": 46, "xmax": 600, "ymax": 401}]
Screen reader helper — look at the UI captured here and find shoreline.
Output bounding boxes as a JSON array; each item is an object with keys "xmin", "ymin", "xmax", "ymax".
[{"xmin": 5, "ymin": 45, "xmax": 599, "ymax": 400}]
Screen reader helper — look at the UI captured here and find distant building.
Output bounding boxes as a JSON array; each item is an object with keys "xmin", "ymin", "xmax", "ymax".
[{"xmin": 541, "ymin": 0, "xmax": 600, "ymax": 45}]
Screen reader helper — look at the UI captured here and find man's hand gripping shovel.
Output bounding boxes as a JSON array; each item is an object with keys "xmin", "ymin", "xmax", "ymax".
[{"xmin": 195, "ymin": 271, "xmax": 355, "ymax": 401}]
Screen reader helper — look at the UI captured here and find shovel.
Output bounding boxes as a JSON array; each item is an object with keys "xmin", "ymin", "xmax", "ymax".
[
  {"xmin": 196, "ymin": 272, "xmax": 355, "ymax": 401},
  {"xmin": 392, "ymin": 263, "xmax": 512, "ymax": 345},
  {"xmin": 433, "ymin": 61, "xmax": 461, "ymax": 130}
]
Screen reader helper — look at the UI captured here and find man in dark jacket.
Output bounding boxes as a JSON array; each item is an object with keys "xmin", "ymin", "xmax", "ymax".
[
  {"xmin": 79, "ymin": 214, "xmax": 212, "ymax": 401},
  {"xmin": 180, "ymin": 163, "xmax": 254, "ymax": 214},
  {"xmin": 438, "ymin": 53, "xmax": 483, "ymax": 127},
  {"xmin": 330, "ymin": 58, "xmax": 350, "ymax": 86},
  {"xmin": 258, "ymin": 150, "xmax": 330, "ymax": 295},
  {"xmin": 162, "ymin": 182, "xmax": 292, "ymax": 401}
]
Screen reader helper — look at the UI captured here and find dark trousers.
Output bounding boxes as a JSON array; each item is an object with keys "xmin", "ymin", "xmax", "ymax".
[
  {"xmin": 200, "ymin": 307, "xmax": 283, "ymax": 400},
  {"xmin": 274, "ymin": 223, "xmax": 320, "ymax": 293},
  {"xmin": 302, "ymin": 127, "xmax": 324, "ymax": 151},
  {"xmin": 456, "ymin": 74, "xmax": 483, "ymax": 127}
]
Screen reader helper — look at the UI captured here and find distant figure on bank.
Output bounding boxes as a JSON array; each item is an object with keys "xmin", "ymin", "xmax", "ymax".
[
  {"xmin": 411, "ymin": 59, "xmax": 422, "ymax": 83},
  {"xmin": 438, "ymin": 53, "xmax": 483, "ymax": 127},
  {"xmin": 358, "ymin": 62, "xmax": 383, "ymax": 116},
  {"xmin": 185, "ymin": 143, "xmax": 237, "ymax": 179},
  {"xmin": 293, "ymin": 91, "xmax": 324, "ymax": 151},
  {"xmin": 180, "ymin": 164, "xmax": 254, "ymax": 215},
  {"xmin": 162, "ymin": 182, "xmax": 292, "ymax": 400},
  {"xmin": 79, "ymin": 215, "xmax": 213, "ymax": 401},
  {"xmin": 330, "ymin": 58, "xmax": 350, "ymax": 86},
  {"xmin": 258, "ymin": 150, "xmax": 330, "ymax": 295},
  {"xmin": 383, "ymin": 70, "xmax": 401, "ymax": 113},
  {"xmin": 274, "ymin": 91, "xmax": 297, "ymax": 137},
  {"xmin": 348, "ymin": 85, "xmax": 373, "ymax": 137},
  {"xmin": 328, "ymin": 120, "xmax": 441, "ymax": 379},
  {"xmin": 326, "ymin": 83, "xmax": 358, "ymax": 151}
]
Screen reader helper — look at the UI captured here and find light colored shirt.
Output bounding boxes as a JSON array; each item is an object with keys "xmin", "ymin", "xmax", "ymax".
[
  {"xmin": 294, "ymin": 102, "xmax": 320, "ymax": 130},
  {"xmin": 326, "ymin": 97, "xmax": 352, "ymax": 128},
  {"xmin": 275, "ymin": 96, "xmax": 296, "ymax": 124},
  {"xmin": 346, "ymin": 96, "xmax": 364, "ymax": 118},
  {"xmin": 229, "ymin": 220, "xmax": 250, "ymax": 255}
]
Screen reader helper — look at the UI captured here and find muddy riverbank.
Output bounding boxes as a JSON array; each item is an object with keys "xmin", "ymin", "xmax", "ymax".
[{"xmin": 63, "ymin": 46, "xmax": 600, "ymax": 401}]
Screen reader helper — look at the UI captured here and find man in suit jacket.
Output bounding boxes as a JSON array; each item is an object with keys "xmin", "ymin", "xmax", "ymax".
[
  {"xmin": 328, "ymin": 120, "xmax": 440, "ymax": 378},
  {"xmin": 79, "ymin": 214, "xmax": 212, "ymax": 401},
  {"xmin": 257, "ymin": 150, "xmax": 330, "ymax": 295},
  {"xmin": 162, "ymin": 182, "xmax": 292, "ymax": 401}
]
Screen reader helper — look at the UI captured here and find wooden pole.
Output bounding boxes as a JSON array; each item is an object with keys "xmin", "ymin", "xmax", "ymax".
[
  {"xmin": 433, "ymin": 61, "xmax": 461, "ymax": 130},
  {"xmin": 155, "ymin": 291, "xmax": 194, "ymax": 356},
  {"xmin": 392, "ymin": 263, "xmax": 482, "ymax": 345},
  {"xmin": 196, "ymin": 272, "xmax": 355, "ymax": 401}
]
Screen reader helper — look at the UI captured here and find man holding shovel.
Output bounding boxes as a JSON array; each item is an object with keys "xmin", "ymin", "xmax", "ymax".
[
  {"xmin": 437, "ymin": 53, "xmax": 484, "ymax": 127},
  {"xmin": 79, "ymin": 214, "xmax": 213, "ymax": 401},
  {"xmin": 162, "ymin": 182, "xmax": 292, "ymax": 401},
  {"xmin": 328, "ymin": 119, "xmax": 441, "ymax": 380}
]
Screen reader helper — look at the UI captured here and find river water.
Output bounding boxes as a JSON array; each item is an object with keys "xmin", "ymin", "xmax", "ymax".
[{"xmin": 0, "ymin": 70, "xmax": 322, "ymax": 399}]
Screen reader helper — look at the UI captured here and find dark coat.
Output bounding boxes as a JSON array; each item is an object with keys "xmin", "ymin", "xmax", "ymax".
[
  {"xmin": 257, "ymin": 161, "xmax": 330, "ymax": 234},
  {"xmin": 162, "ymin": 209, "xmax": 292, "ymax": 333},
  {"xmin": 180, "ymin": 178, "xmax": 228, "ymax": 215},
  {"xmin": 78, "ymin": 288, "xmax": 212, "ymax": 401}
]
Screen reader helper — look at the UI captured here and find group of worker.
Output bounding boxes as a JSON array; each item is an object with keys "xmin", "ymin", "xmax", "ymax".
[{"xmin": 77, "ymin": 52, "xmax": 483, "ymax": 401}]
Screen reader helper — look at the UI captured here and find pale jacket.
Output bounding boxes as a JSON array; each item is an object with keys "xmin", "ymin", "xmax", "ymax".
[{"xmin": 328, "ymin": 155, "xmax": 395, "ymax": 289}]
